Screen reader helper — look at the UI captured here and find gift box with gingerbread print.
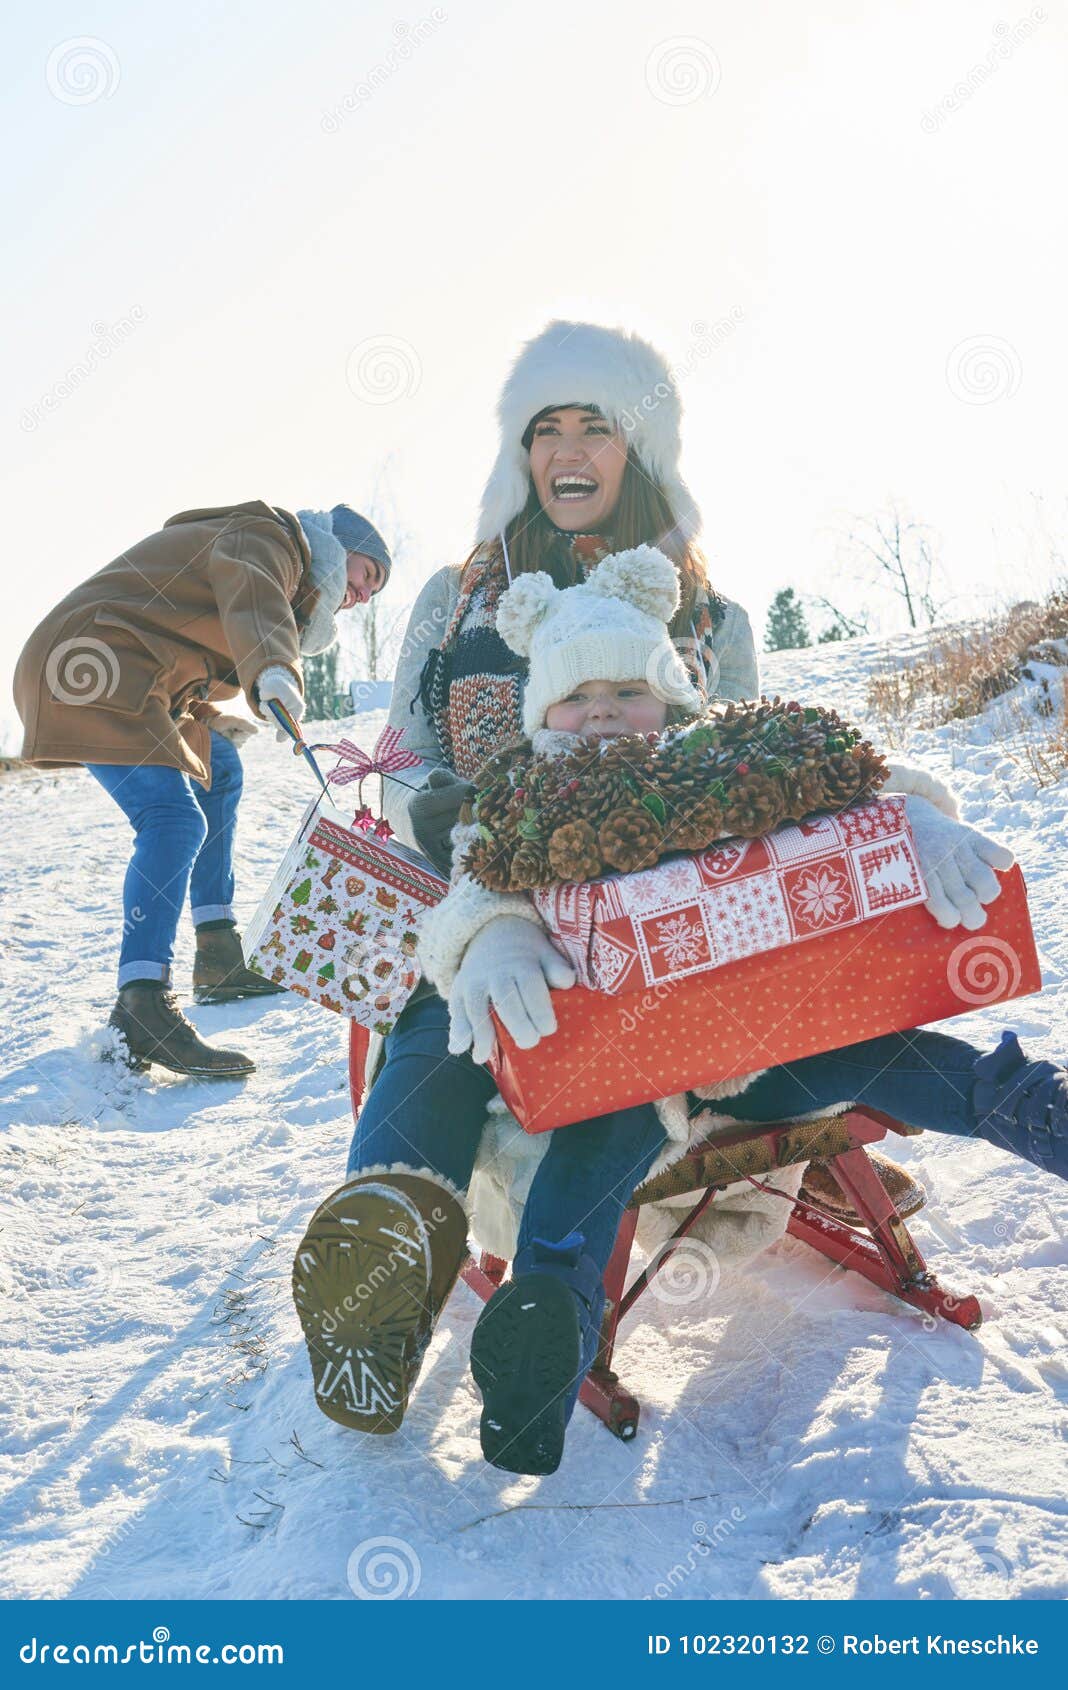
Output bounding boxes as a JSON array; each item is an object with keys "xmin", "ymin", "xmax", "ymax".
[{"xmin": 244, "ymin": 798, "xmax": 446, "ymax": 1033}]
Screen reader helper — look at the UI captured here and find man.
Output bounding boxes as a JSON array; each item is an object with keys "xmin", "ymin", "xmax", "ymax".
[{"xmin": 13, "ymin": 500, "xmax": 391, "ymax": 1079}]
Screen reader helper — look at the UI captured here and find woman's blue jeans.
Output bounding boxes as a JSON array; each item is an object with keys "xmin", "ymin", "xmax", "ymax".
[
  {"xmin": 348, "ymin": 998, "xmax": 1001, "ymax": 1292},
  {"xmin": 86, "ymin": 730, "xmax": 243, "ymax": 987}
]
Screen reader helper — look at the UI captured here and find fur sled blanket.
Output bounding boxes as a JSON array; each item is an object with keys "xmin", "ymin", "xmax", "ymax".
[{"xmin": 467, "ymin": 1091, "xmax": 821, "ymax": 1267}]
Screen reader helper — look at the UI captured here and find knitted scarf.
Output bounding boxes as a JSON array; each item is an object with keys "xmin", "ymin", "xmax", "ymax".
[{"xmin": 416, "ymin": 532, "xmax": 726, "ymax": 779}]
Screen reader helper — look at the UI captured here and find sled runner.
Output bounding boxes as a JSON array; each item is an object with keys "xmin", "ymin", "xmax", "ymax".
[{"xmin": 347, "ymin": 1023, "xmax": 982, "ymax": 1444}]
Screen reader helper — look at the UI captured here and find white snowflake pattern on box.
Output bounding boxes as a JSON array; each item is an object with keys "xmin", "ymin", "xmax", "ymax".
[{"xmin": 534, "ymin": 794, "xmax": 927, "ymax": 994}]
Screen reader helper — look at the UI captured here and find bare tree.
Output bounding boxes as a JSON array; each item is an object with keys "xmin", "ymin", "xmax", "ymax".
[
  {"xmin": 838, "ymin": 501, "xmax": 946, "ymax": 629},
  {"xmin": 335, "ymin": 459, "xmax": 414, "ymax": 691},
  {"xmin": 806, "ymin": 595, "xmax": 870, "ymax": 642}
]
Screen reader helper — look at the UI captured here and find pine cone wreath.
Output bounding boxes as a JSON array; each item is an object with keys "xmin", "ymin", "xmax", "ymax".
[
  {"xmin": 472, "ymin": 776, "xmax": 518, "ymax": 838},
  {"xmin": 599, "ymin": 807, "xmax": 663, "ymax": 873},
  {"xmin": 819, "ymin": 751, "xmax": 865, "ymax": 808},
  {"xmin": 548, "ymin": 819, "xmax": 602, "ymax": 882},
  {"xmin": 721, "ymin": 772, "xmax": 787, "ymax": 837},
  {"xmin": 781, "ymin": 763, "xmax": 826, "ymax": 820},
  {"xmin": 460, "ymin": 696, "xmax": 890, "ymax": 889},
  {"xmin": 509, "ymin": 839, "xmax": 552, "ymax": 889},
  {"xmin": 663, "ymin": 793, "xmax": 727, "ymax": 852},
  {"xmin": 459, "ymin": 835, "xmax": 513, "ymax": 893}
]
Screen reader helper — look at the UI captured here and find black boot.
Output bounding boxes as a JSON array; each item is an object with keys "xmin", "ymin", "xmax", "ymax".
[
  {"xmin": 193, "ymin": 923, "xmax": 287, "ymax": 1004},
  {"xmin": 470, "ymin": 1233, "xmax": 604, "ymax": 1475},
  {"xmin": 972, "ymin": 1030, "xmax": 1068, "ymax": 1179},
  {"xmin": 108, "ymin": 983, "xmax": 255, "ymax": 1078}
]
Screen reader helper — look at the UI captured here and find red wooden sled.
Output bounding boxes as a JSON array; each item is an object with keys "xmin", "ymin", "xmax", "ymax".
[{"xmin": 347, "ymin": 1021, "xmax": 982, "ymax": 1443}]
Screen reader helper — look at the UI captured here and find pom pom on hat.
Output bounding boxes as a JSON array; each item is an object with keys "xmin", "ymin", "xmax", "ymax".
[
  {"xmin": 496, "ymin": 570, "xmax": 560, "ymax": 658},
  {"xmin": 586, "ymin": 545, "xmax": 680, "ymax": 624}
]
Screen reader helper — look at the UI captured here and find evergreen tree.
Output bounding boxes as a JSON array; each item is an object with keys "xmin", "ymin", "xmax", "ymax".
[
  {"xmin": 764, "ymin": 588, "xmax": 811, "ymax": 652},
  {"xmin": 302, "ymin": 647, "xmax": 346, "ymax": 720}
]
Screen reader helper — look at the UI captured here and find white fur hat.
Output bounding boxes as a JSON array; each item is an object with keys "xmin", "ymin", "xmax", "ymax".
[
  {"xmin": 476, "ymin": 320, "xmax": 700, "ymax": 544},
  {"xmin": 497, "ymin": 545, "xmax": 703, "ymax": 735}
]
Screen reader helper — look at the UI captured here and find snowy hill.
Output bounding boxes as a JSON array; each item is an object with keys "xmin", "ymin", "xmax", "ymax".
[{"xmin": 0, "ymin": 630, "xmax": 1066, "ymax": 1602}]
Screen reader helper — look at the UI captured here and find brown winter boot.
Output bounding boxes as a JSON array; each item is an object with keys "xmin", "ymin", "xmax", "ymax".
[
  {"xmin": 193, "ymin": 925, "xmax": 288, "ymax": 1005},
  {"xmin": 799, "ymin": 1150, "xmax": 926, "ymax": 1224},
  {"xmin": 108, "ymin": 984, "xmax": 256, "ymax": 1079},
  {"xmin": 292, "ymin": 1170, "xmax": 468, "ymax": 1434}
]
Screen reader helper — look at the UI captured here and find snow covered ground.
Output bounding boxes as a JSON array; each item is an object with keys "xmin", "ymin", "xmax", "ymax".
[{"xmin": 0, "ymin": 630, "xmax": 1066, "ymax": 1602}]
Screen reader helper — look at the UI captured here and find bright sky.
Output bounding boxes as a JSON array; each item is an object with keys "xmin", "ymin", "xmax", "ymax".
[{"xmin": 4, "ymin": 0, "xmax": 1066, "ymax": 750}]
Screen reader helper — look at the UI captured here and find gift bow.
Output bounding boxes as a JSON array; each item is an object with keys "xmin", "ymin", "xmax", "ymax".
[
  {"xmin": 320, "ymin": 725, "xmax": 422, "ymax": 788},
  {"xmin": 311, "ymin": 724, "xmax": 423, "ymax": 841}
]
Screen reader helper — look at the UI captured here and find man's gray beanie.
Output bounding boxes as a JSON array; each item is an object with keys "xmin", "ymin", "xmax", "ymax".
[{"xmin": 330, "ymin": 504, "xmax": 392, "ymax": 580}]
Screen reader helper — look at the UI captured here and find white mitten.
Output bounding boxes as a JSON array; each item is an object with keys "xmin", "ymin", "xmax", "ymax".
[
  {"xmin": 448, "ymin": 915, "xmax": 576, "ymax": 1065},
  {"xmin": 904, "ymin": 794, "xmax": 1015, "ymax": 930},
  {"xmin": 210, "ymin": 713, "xmax": 259, "ymax": 747},
  {"xmin": 255, "ymin": 665, "xmax": 306, "ymax": 743}
]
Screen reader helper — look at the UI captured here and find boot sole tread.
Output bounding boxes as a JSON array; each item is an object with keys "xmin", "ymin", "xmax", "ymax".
[
  {"xmin": 470, "ymin": 1274, "xmax": 582, "ymax": 1475},
  {"xmin": 292, "ymin": 1187, "xmax": 433, "ymax": 1434}
]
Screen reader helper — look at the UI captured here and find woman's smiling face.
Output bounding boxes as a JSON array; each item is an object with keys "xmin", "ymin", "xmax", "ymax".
[{"xmin": 527, "ymin": 407, "xmax": 628, "ymax": 531}]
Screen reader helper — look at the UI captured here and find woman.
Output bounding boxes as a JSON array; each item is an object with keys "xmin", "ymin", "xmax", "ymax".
[
  {"xmin": 13, "ymin": 499, "xmax": 391, "ymax": 1077},
  {"xmin": 291, "ymin": 321, "xmax": 1067, "ymax": 1475}
]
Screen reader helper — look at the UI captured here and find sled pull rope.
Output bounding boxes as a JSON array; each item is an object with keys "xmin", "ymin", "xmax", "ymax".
[{"xmin": 265, "ymin": 700, "xmax": 331, "ymax": 799}]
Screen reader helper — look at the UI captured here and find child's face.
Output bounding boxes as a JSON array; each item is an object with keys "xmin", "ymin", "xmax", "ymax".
[{"xmin": 544, "ymin": 679, "xmax": 668, "ymax": 740}]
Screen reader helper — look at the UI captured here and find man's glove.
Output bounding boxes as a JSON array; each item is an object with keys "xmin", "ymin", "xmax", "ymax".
[
  {"xmin": 255, "ymin": 665, "xmax": 306, "ymax": 743},
  {"xmin": 904, "ymin": 794, "xmax": 1015, "ymax": 930},
  {"xmin": 408, "ymin": 767, "xmax": 476, "ymax": 876},
  {"xmin": 210, "ymin": 713, "xmax": 260, "ymax": 748},
  {"xmin": 448, "ymin": 914, "xmax": 576, "ymax": 1065}
]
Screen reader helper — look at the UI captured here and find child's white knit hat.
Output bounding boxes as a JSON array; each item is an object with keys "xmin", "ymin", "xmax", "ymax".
[{"xmin": 496, "ymin": 544, "xmax": 702, "ymax": 735}]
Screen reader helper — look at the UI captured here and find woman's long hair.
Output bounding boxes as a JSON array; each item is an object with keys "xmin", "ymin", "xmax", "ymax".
[{"xmin": 468, "ymin": 450, "xmax": 716, "ymax": 642}]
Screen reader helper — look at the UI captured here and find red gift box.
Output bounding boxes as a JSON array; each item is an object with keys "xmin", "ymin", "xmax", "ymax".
[
  {"xmin": 531, "ymin": 796, "xmax": 925, "ymax": 994},
  {"xmin": 489, "ymin": 865, "xmax": 1042, "ymax": 1133}
]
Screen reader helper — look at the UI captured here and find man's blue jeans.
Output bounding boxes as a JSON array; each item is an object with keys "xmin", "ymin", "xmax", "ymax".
[
  {"xmin": 347, "ymin": 996, "xmax": 1002, "ymax": 1292},
  {"xmin": 86, "ymin": 730, "xmax": 243, "ymax": 987}
]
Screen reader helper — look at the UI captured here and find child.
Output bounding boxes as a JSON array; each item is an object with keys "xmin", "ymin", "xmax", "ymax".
[{"xmin": 416, "ymin": 545, "xmax": 720, "ymax": 1473}]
